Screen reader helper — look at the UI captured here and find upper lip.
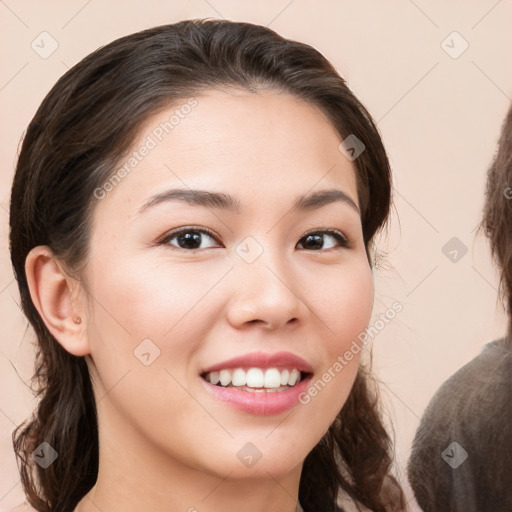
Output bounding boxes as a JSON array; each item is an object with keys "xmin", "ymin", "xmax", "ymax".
[{"xmin": 201, "ymin": 351, "xmax": 314, "ymax": 374}]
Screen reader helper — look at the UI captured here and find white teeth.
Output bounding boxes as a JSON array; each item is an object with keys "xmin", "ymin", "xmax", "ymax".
[
  {"xmin": 232, "ymin": 368, "xmax": 246, "ymax": 387},
  {"xmin": 288, "ymin": 369, "xmax": 300, "ymax": 386},
  {"xmin": 246, "ymin": 368, "xmax": 264, "ymax": 388},
  {"xmin": 264, "ymin": 368, "xmax": 282, "ymax": 388},
  {"xmin": 219, "ymin": 369, "xmax": 231, "ymax": 387},
  {"xmin": 204, "ymin": 367, "xmax": 305, "ymax": 389}
]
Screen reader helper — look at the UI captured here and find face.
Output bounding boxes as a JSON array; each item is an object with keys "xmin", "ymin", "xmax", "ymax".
[{"xmin": 82, "ymin": 88, "xmax": 374, "ymax": 481}]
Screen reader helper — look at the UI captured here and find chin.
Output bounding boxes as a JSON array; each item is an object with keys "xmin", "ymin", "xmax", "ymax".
[{"xmin": 191, "ymin": 439, "xmax": 309, "ymax": 481}]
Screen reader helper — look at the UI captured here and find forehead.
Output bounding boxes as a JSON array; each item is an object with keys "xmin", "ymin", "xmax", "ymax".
[{"xmin": 93, "ymin": 88, "xmax": 359, "ymax": 221}]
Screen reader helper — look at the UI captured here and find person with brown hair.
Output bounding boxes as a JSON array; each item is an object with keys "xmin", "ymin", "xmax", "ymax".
[
  {"xmin": 407, "ymin": 102, "xmax": 512, "ymax": 510},
  {"xmin": 9, "ymin": 19, "xmax": 406, "ymax": 512}
]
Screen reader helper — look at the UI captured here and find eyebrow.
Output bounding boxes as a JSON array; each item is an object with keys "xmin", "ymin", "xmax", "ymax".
[{"xmin": 137, "ymin": 187, "xmax": 360, "ymax": 216}]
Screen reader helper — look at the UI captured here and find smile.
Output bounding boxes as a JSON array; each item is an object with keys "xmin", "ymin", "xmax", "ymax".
[{"xmin": 199, "ymin": 351, "xmax": 314, "ymax": 415}]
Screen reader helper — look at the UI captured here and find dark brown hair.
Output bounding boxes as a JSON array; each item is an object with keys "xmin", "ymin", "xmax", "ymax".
[
  {"xmin": 9, "ymin": 19, "xmax": 405, "ymax": 512},
  {"xmin": 481, "ymin": 103, "xmax": 512, "ymax": 335}
]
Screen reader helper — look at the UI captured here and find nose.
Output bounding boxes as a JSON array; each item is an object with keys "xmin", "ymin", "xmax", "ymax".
[{"xmin": 226, "ymin": 247, "xmax": 304, "ymax": 330}]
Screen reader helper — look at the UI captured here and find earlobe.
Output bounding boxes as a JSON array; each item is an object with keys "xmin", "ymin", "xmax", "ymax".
[{"xmin": 24, "ymin": 245, "xmax": 90, "ymax": 357}]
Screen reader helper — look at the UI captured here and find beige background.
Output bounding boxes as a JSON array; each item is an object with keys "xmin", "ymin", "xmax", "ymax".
[{"xmin": 1, "ymin": 1, "xmax": 511, "ymax": 510}]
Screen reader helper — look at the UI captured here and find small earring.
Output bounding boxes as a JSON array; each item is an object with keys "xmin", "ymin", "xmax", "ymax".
[{"xmin": 73, "ymin": 316, "xmax": 82, "ymax": 324}]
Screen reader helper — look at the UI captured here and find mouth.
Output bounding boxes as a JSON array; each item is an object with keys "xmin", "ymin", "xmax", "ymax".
[{"xmin": 199, "ymin": 351, "xmax": 314, "ymax": 415}]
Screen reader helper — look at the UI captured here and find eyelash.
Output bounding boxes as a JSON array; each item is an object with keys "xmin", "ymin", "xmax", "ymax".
[{"xmin": 157, "ymin": 226, "xmax": 351, "ymax": 252}]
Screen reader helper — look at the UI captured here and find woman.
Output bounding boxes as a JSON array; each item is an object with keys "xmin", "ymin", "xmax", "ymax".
[{"xmin": 10, "ymin": 19, "xmax": 405, "ymax": 512}]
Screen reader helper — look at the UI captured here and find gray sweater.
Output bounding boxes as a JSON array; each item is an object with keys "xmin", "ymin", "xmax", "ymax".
[{"xmin": 407, "ymin": 338, "xmax": 512, "ymax": 511}]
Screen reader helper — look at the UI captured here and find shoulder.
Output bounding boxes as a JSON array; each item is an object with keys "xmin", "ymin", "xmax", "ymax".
[{"xmin": 422, "ymin": 338, "xmax": 510, "ymax": 416}]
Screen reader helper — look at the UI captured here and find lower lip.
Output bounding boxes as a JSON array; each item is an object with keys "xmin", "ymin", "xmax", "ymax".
[{"xmin": 200, "ymin": 375, "xmax": 312, "ymax": 415}]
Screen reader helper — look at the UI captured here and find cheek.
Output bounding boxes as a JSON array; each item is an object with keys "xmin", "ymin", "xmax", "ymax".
[
  {"xmin": 301, "ymin": 261, "xmax": 373, "ymax": 414},
  {"xmin": 312, "ymin": 260, "xmax": 374, "ymax": 351},
  {"xmin": 83, "ymin": 255, "xmax": 218, "ymax": 450},
  {"xmin": 344, "ymin": 267, "xmax": 374, "ymax": 340},
  {"xmin": 86, "ymin": 254, "xmax": 228, "ymax": 348}
]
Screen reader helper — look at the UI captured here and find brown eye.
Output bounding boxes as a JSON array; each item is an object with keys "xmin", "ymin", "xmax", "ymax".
[
  {"xmin": 297, "ymin": 230, "xmax": 350, "ymax": 251},
  {"xmin": 159, "ymin": 227, "xmax": 220, "ymax": 251}
]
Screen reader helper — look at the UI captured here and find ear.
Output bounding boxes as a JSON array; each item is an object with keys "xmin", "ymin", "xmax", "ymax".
[{"xmin": 24, "ymin": 245, "xmax": 90, "ymax": 357}]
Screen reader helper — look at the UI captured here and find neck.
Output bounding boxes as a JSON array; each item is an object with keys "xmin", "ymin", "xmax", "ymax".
[{"xmin": 75, "ymin": 471, "xmax": 303, "ymax": 512}]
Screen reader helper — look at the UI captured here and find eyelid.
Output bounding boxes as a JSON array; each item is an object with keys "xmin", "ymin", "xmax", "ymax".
[{"xmin": 302, "ymin": 227, "xmax": 349, "ymax": 243}]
